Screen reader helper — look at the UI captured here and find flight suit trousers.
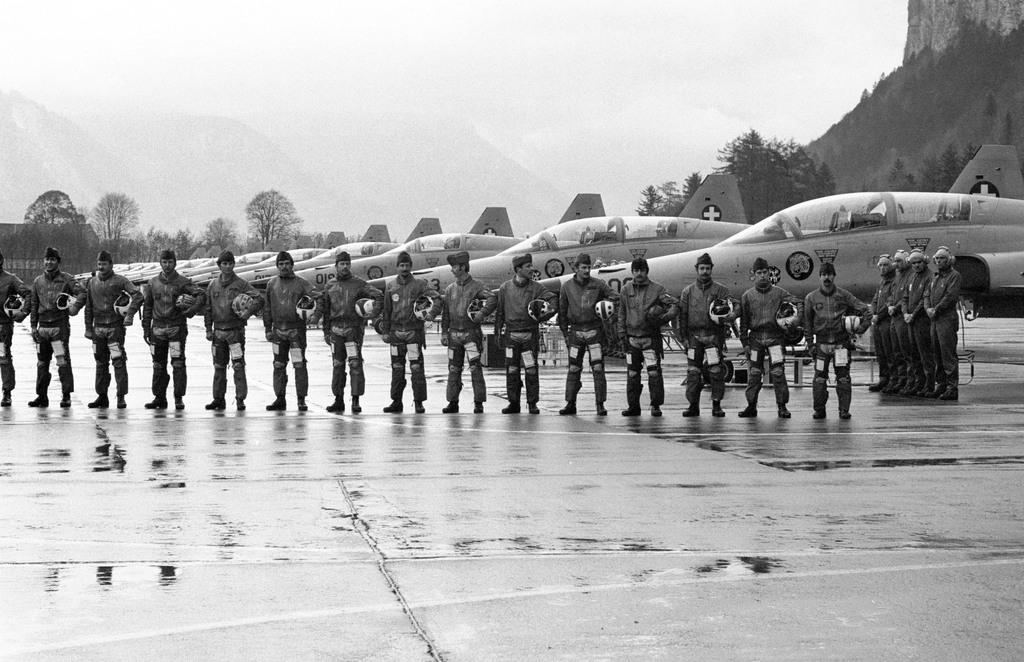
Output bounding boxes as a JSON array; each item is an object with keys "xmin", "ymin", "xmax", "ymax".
[
  {"xmin": 92, "ymin": 324, "xmax": 128, "ymax": 397},
  {"xmin": 211, "ymin": 328, "xmax": 247, "ymax": 401},
  {"xmin": 389, "ymin": 329, "xmax": 426, "ymax": 403},
  {"xmin": 36, "ymin": 324, "xmax": 74, "ymax": 397},
  {"xmin": 270, "ymin": 327, "xmax": 308, "ymax": 399},
  {"xmin": 446, "ymin": 329, "xmax": 486, "ymax": 404},
  {"xmin": 909, "ymin": 317, "xmax": 934, "ymax": 389},
  {"xmin": 930, "ymin": 313, "xmax": 959, "ymax": 392},
  {"xmin": 890, "ymin": 315, "xmax": 913, "ymax": 384},
  {"xmin": 812, "ymin": 343, "xmax": 852, "ymax": 414},
  {"xmin": 564, "ymin": 327, "xmax": 606, "ymax": 405},
  {"xmin": 0, "ymin": 323, "xmax": 14, "ymax": 393},
  {"xmin": 504, "ymin": 331, "xmax": 539, "ymax": 407},
  {"xmin": 329, "ymin": 325, "xmax": 366, "ymax": 398},
  {"xmin": 872, "ymin": 317, "xmax": 894, "ymax": 384},
  {"xmin": 150, "ymin": 325, "xmax": 188, "ymax": 399},
  {"xmin": 685, "ymin": 333, "xmax": 725, "ymax": 405},
  {"xmin": 745, "ymin": 339, "xmax": 789, "ymax": 408},
  {"xmin": 625, "ymin": 335, "xmax": 664, "ymax": 408}
]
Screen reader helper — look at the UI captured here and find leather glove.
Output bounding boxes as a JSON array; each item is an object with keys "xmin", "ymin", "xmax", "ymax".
[
  {"xmin": 143, "ymin": 328, "xmax": 152, "ymax": 345},
  {"xmin": 31, "ymin": 327, "xmax": 40, "ymax": 343},
  {"xmin": 84, "ymin": 326, "xmax": 94, "ymax": 340},
  {"xmin": 123, "ymin": 314, "xmax": 134, "ymax": 327},
  {"xmin": 323, "ymin": 333, "xmax": 332, "ymax": 346},
  {"xmin": 742, "ymin": 345, "xmax": 750, "ymax": 360},
  {"xmin": 206, "ymin": 329, "xmax": 215, "ymax": 342},
  {"xmin": 265, "ymin": 329, "xmax": 274, "ymax": 342},
  {"xmin": 440, "ymin": 333, "xmax": 449, "ymax": 346},
  {"xmin": 496, "ymin": 334, "xmax": 506, "ymax": 349}
]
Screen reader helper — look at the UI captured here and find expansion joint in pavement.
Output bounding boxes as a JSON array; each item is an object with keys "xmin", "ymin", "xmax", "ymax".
[{"xmin": 336, "ymin": 477, "xmax": 444, "ymax": 662}]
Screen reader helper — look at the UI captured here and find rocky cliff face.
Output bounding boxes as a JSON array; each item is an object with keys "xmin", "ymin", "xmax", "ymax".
[{"xmin": 905, "ymin": 0, "xmax": 1024, "ymax": 62}]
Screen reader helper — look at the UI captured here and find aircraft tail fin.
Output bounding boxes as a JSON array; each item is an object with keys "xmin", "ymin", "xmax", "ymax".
[
  {"xmin": 405, "ymin": 218, "xmax": 442, "ymax": 242},
  {"xmin": 949, "ymin": 144, "xmax": 1024, "ymax": 199},
  {"xmin": 361, "ymin": 224, "xmax": 392, "ymax": 243},
  {"xmin": 679, "ymin": 174, "xmax": 747, "ymax": 224},
  {"xmin": 558, "ymin": 194, "xmax": 605, "ymax": 224},
  {"xmin": 468, "ymin": 207, "xmax": 513, "ymax": 236}
]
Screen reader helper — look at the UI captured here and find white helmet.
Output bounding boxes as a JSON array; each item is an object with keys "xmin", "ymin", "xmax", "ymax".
[
  {"xmin": 175, "ymin": 293, "xmax": 196, "ymax": 311},
  {"xmin": 709, "ymin": 297, "xmax": 734, "ymax": 325},
  {"xmin": 231, "ymin": 293, "xmax": 256, "ymax": 318},
  {"xmin": 528, "ymin": 298, "xmax": 554, "ymax": 322},
  {"xmin": 467, "ymin": 297, "xmax": 487, "ymax": 323},
  {"xmin": 776, "ymin": 301, "xmax": 799, "ymax": 330},
  {"xmin": 843, "ymin": 315, "xmax": 862, "ymax": 335},
  {"xmin": 412, "ymin": 293, "xmax": 437, "ymax": 321},
  {"xmin": 55, "ymin": 292, "xmax": 73, "ymax": 310},
  {"xmin": 355, "ymin": 298, "xmax": 378, "ymax": 319},
  {"xmin": 295, "ymin": 294, "xmax": 316, "ymax": 321},
  {"xmin": 113, "ymin": 291, "xmax": 132, "ymax": 317},
  {"xmin": 594, "ymin": 299, "xmax": 616, "ymax": 321},
  {"xmin": 4, "ymin": 294, "xmax": 25, "ymax": 319}
]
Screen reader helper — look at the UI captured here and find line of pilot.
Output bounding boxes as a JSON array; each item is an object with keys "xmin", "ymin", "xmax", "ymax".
[{"xmin": 0, "ymin": 245, "xmax": 961, "ymax": 414}]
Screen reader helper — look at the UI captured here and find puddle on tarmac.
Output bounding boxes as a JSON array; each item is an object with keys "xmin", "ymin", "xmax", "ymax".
[
  {"xmin": 695, "ymin": 556, "xmax": 783, "ymax": 575},
  {"xmin": 760, "ymin": 455, "xmax": 1024, "ymax": 471}
]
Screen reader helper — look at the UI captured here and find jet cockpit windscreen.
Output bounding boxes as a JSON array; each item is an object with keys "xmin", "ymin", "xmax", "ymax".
[
  {"xmin": 499, "ymin": 217, "xmax": 623, "ymax": 255},
  {"xmin": 413, "ymin": 234, "xmax": 463, "ymax": 252},
  {"xmin": 719, "ymin": 192, "xmax": 973, "ymax": 246},
  {"xmin": 622, "ymin": 217, "xmax": 679, "ymax": 241}
]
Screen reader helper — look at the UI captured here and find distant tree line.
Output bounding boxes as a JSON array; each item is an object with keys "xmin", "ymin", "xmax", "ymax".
[
  {"xmin": 636, "ymin": 129, "xmax": 835, "ymax": 223},
  {"xmin": 16, "ymin": 188, "xmax": 306, "ymax": 264}
]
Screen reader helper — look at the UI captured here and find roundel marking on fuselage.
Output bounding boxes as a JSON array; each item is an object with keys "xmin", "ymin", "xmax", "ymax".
[{"xmin": 367, "ymin": 265, "xmax": 384, "ymax": 280}]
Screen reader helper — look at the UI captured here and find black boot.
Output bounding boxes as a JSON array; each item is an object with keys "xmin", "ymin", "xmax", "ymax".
[
  {"xmin": 501, "ymin": 402, "xmax": 520, "ymax": 414},
  {"xmin": 116, "ymin": 395, "xmax": 127, "ymax": 409},
  {"xmin": 682, "ymin": 404, "xmax": 700, "ymax": 417},
  {"xmin": 28, "ymin": 395, "xmax": 49, "ymax": 408},
  {"xmin": 205, "ymin": 398, "xmax": 226, "ymax": 411},
  {"xmin": 297, "ymin": 398, "xmax": 308, "ymax": 412},
  {"xmin": 558, "ymin": 402, "xmax": 576, "ymax": 415},
  {"xmin": 88, "ymin": 395, "xmax": 109, "ymax": 409},
  {"xmin": 473, "ymin": 401, "xmax": 484, "ymax": 414},
  {"xmin": 59, "ymin": 393, "xmax": 72, "ymax": 409},
  {"xmin": 266, "ymin": 397, "xmax": 287, "ymax": 411},
  {"xmin": 351, "ymin": 396, "xmax": 362, "ymax": 414},
  {"xmin": 383, "ymin": 400, "xmax": 403, "ymax": 413},
  {"xmin": 174, "ymin": 397, "xmax": 185, "ymax": 410},
  {"xmin": 738, "ymin": 406, "xmax": 757, "ymax": 418},
  {"xmin": 414, "ymin": 401, "xmax": 425, "ymax": 414},
  {"xmin": 1, "ymin": 390, "xmax": 10, "ymax": 407},
  {"xmin": 326, "ymin": 399, "xmax": 345, "ymax": 413},
  {"xmin": 711, "ymin": 400, "xmax": 725, "ymax": 417},
  {"xmin": 145, "ymin": 397, "xmax": 168, "ymax": 410},
  {"xmin": 442, "ymin": 400, "xmax": 460, "ymax": 414}
]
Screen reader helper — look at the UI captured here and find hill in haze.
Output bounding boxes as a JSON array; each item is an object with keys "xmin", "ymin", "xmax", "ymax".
[
  {"xmin": 0, "ymin": 92, "xmax": 568, "ymax": 240},
  {"xmin": 810, "ymin": 3, "xmax": 1024, "ymax": 190}
]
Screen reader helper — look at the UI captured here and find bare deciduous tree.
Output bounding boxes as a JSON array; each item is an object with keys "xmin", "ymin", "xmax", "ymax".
[{"xmin": 245, "ymin": 190, "xmax": 302, "ymax": 249}]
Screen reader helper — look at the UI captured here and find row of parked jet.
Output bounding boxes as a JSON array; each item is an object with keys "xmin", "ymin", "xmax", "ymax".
[{"xmin": 98, "ymin": 145, "xmax": 1024, "ymax": 319}]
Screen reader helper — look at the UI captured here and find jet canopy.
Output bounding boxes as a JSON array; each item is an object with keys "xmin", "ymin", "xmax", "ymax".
[
  {"xmin": 500, "ymin": 216, "xmax": 686, "ymax": 255},
  {"xmin": 719, "ymin": 192, "xmax": 975, "ymax": 246}
]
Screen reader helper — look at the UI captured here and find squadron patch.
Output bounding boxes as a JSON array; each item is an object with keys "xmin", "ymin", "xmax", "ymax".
[
  {"xmin": 786, "ymin": 251, "xmax": 814, "ymax": 280},
  {"xmin": 545, "ymin": 259, "xmax": 565, "ymax": 278},
  {"xmin": 815, "ymin": 248, "xmax": 838, "ymax": 263},
  {"xmin": 391, "ymin": 293, "xmax": 400, "ymax": 302},
  {"xmin": 906, "ymin": 237, "xmax": 930, "ymax": 252},
  {"xmin": 768, "ymin": 266, "xmax": 781, "ymax": 284}
]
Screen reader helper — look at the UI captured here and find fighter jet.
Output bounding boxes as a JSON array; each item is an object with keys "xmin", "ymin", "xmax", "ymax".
[
  {"xmin": 564, "ymin": 145, "xmax": 1024, "ymax": 318},
  {"xmin": 376, "ymin": 175, "xmax": 750, "ymax": 293},
  {"xmin": 293, "ymin": 207, "xmax": 521, "ymax": 289}
]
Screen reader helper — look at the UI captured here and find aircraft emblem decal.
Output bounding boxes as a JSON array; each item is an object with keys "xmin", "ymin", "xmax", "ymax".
[
  {"xmin": 629, "ymin": 248, "xmax": 648, "ymax": 259},
  {"xmin": 427, "ymin": 258, "xmax": 439, "ymax": 267},
  {"xmin": 484, "ymin": 227, "xmax": 497, "ymax": 235},
  {"xmin": 814, "ymin": 249, "xmax": 838, "ymax": 264},
  {"xmin": 530, "ymin": 269, "xmax": 542, "ymax": 281},
  {"xmin": 786, "ymin": 251, "xmax": 814, "ymax": 281},
  {"xmin": 768, "ymin": 266, "xmax": 782, "ymax": 285},
  {"xmin": 545, "ymin": 259, "xmax": 565, "ymax": 278},
  {"xmin": 367, "ymin": 266, "xmax": 384, "ymax": 280},
  {"xmin": 906, "ymin": 238, "xmax": 931, "ymax": 252},
  {"xmin": 970, "ymin": 181, "xmax": 999, "ymax": 197},
  {"xmin": 701, "ymin": 205, "xmax": 722, "ymax": 222}
]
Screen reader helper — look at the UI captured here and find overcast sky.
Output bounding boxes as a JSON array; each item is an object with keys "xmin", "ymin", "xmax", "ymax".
[{"xmin": 1, "ymin": 0, "xmax": 908, "ymax": 215}]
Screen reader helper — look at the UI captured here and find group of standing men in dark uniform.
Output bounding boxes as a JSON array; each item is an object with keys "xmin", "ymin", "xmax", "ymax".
[
  {"xmin": 0, "ymin": 242, "xmax": 964, "ymax": 415},
  {"xmin": 869, "ymin": 247, "xmax": 962, "ymax": 401}
]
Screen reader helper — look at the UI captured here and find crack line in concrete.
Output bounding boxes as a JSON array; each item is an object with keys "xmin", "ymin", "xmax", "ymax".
[{"xmin": 336, "ymin": 476, "xmax": 444, "ymax": 662}]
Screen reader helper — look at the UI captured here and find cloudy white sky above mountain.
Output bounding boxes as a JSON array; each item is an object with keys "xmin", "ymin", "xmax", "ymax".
[{"xmin": 1, "ymin": 0, "xmax": 907, "ymax": 215}]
